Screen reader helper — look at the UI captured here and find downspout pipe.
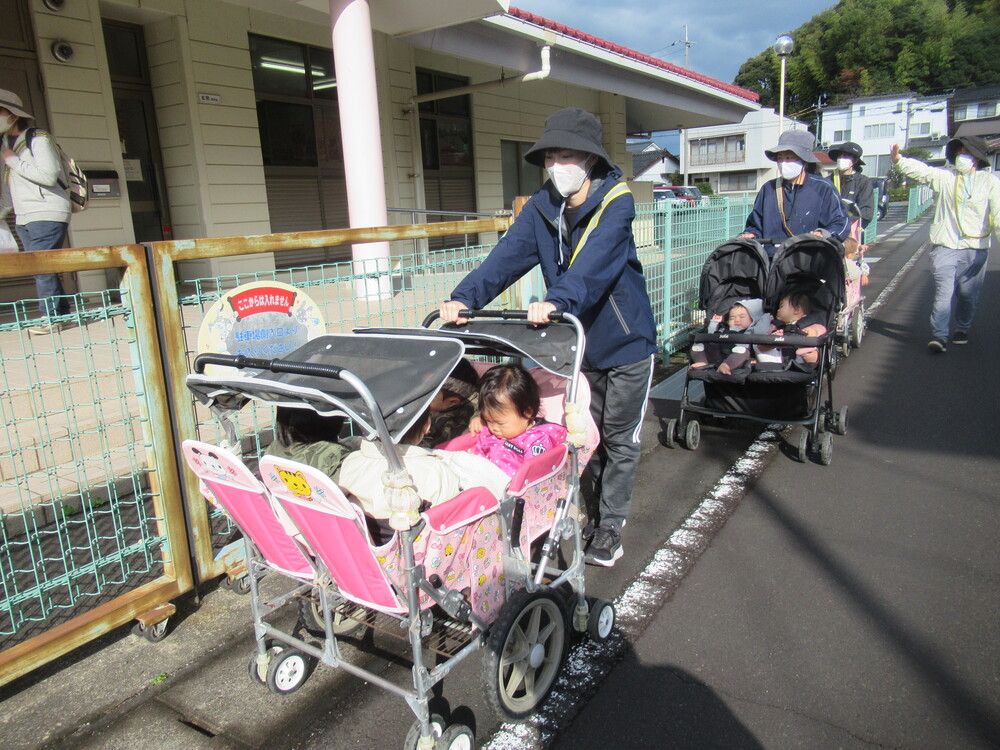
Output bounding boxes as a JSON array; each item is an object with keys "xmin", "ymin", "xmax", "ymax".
[{"xmin": 409, "ymin": 44, "xmax": 551, "ymax": 106}]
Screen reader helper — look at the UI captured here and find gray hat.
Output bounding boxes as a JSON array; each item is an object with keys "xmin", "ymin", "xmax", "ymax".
[
  {"xmin": 524, "ymin": 108, "xmax": 613, "ymax": 168},
  {"xmin": 765, "ymin": 129, "xmax": 818, "ymax": 163},
  {"xmin": 0, "ymin": 89, "xmax": 33, "ymax": 120},
  {"xmin": 945, "ymin": 136, "xmax": 991, "ymax": 168}
]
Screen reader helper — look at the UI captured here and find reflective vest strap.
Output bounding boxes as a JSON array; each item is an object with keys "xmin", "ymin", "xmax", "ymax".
[{"xmin": 568, "ymin": 182, "xmax": 631, "ymax": 268}]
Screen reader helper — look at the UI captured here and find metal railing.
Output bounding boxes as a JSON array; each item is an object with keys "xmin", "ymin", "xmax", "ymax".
[{"xmin": 907, "ymin": 185, "xmax": 935, "ymax": 222}]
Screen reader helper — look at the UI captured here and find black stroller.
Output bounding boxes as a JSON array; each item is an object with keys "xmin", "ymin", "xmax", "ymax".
[{"xmin": 664, "ymin": 234, "xmax": 849, "ymax": 465}]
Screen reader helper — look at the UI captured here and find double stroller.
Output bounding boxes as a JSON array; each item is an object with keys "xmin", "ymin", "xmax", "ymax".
[
  {"xmin": 664, "ymin": 234, "xmax": 849, "ymax": 465},
  {"xmin": 182, "ymin": 311, "xmax": 611, "ymax": 750}
]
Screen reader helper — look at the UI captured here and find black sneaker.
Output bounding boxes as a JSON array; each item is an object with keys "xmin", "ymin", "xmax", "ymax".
[
  {"xmin": 952, "ymin": 331, "xmax": 968, "ymax": 345},
  {"xmin": 928, "ymin": 338, "xmax": 947, "ymax": 353},
  {"xmin": 585, "ymin": 525, "xmax": 623, "ymax": 567}
]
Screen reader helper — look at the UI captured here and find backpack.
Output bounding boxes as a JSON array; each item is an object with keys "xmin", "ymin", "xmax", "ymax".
[{"xmin": 24, "ymin": 128, "xmax": 88, "ymax": 213}]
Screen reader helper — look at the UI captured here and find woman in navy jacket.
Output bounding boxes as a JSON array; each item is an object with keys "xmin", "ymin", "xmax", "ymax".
[{"xmin": 441, "ymin": 107, "xmax": 656, "ymax": 567}]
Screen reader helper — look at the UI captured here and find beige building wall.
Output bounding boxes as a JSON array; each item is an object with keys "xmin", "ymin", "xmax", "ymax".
[{"xmin": 24, "ymin": 0, "xmax": 638, "ymax": 287}]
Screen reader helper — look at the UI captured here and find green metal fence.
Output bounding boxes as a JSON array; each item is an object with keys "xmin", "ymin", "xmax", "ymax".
[{"xmin": 907, "ymin": 185, "xmax": 935, "ymax": 222}]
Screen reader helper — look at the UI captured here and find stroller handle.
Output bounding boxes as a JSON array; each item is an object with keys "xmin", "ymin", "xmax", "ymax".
[
  {"xmin": 193, "ymin": 352, "xmax": 345, "ymax": 379},
  {"xmin": 422, "ymin": 308, "xmax": 566, "ymax": 327}
]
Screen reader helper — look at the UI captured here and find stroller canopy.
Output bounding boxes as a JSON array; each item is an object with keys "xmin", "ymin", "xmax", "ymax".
[
  {"xmin": 699, "ymin": 238, "xmax": 770, "ymax": 318},
  {"xmin": 766, "ymin": 234, "xmax": 847, "ymax": 328},
  {"xmin": 186, "ymin": 333, "xmax": 465, "ymax": 441},
  {"xmin": 359, "ymin": 319, "xmax": 581, "ymax": 380}
]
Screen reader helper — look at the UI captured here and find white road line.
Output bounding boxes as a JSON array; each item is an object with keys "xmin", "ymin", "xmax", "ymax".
[
  {"xmin": 482, "ymin": 432, "xmax": 783, "ymax": 750},
  {"xmin": 865, "ymin": 242, "xmax": 927, "ymax": 318},
  {"xmin": 483, "ymin": 233, "xmax": 927, "ymax": 750}
]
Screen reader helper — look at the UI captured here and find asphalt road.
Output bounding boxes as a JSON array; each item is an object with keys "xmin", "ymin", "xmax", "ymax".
[{"xmin": 554, "ymin": 210, "xmax": 1000, "ymax": 749}]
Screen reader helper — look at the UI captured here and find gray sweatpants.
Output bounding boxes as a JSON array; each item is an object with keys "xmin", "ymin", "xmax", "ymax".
[{"xmin": 582, "ymin": 354, "xmax": 655, "ymax": 532}]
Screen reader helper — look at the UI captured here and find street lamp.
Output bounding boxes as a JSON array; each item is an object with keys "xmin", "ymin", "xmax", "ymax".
[{"xmin": 773, "ymin": 35, "xmax": 794, "ymax": 132}]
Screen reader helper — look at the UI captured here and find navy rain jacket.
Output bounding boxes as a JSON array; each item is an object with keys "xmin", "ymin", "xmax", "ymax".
[
  {"xmin": 450, "ymin": 166, "xmax": 658, "ymax": 370},
  {"xmin": 743, "ymin": 173, "xmax": 851, "ymax": 250}
]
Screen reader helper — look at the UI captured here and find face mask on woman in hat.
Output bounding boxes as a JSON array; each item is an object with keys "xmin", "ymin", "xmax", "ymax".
[
  {"xmin": 837, "ymin": 157, "xmax": 855, "ymax": 173},
  {"xmin": 545, "ymin": 149, "xmax": 595, "ymax": 198},
  {"xmin": 955, "ymin": 154, "xmax": 976, "ymax": 175}
]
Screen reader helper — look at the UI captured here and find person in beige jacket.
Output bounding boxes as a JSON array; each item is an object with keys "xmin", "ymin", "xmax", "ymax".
[{"xmin": 891, "ymin": 136, "xmax": 1000, "ymax": 352}]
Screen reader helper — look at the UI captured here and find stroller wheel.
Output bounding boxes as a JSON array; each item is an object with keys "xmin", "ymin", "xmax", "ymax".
[
  {"xmin": 839, "ymin": 337, "xmax": 851, "ymax": 358},
  {"xmin": 830, "ymin": 405, "xmax": 848, "ymax": 436},
  {"xmin": 796, "ymin": 430, "xmax": 810, "ymax": 463},
  {"xmin": 661, "ymin": 418, "xmax": 679, "ymax": 449},
  {"xmin": 248, "ymin": 651, "xmax": 269, "ymax": 685},
  {"xmin": 851, "ymin": 311, "xmax": 865, "ymax": 348},
  {"xmin": 403, "ymin": 713, "xmax": 446, "ymax": 750},
  {"xmin": 265, "ymin": 647, "xmax": 315, "ymax": 695},
  {"xmin": 587, "ymin": 598, "xmax": 615, "ymax": 642},
  {"xmin": 297, "ymin": 594, "xmax": 366, "ymax": 638},
  {"xmin": 483, "ymin": 589, "xmax": 568, "ymax": 718},
  {"xmin": 683, "ymin": 419, "xmax": 700, "ymax": 451},
  {"xmin": 436, "ymin": 724, "xmax": 475, "ymax": 750},
  {"xmin": 816, "ymin": 433, "xmax": 833, "ymax": 466}
]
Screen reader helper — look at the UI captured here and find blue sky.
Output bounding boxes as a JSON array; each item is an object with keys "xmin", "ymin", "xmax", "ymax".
[{"xmin": 513, "ymin": 1, "xmax": 835, "ymax": 85}]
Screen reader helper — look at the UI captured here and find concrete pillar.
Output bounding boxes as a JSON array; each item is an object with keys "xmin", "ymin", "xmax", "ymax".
[{"xmin": 330, "ymin": 0, "xmax": 391, "ymax": 299}]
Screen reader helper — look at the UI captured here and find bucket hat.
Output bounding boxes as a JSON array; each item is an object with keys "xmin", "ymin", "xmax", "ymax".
[
  {"xmin": 945, "ymin": 136, "xmax": 991, "ymax": 168},
  {"xmin": 764, "ymin": 128, "xmax": 818, "ymax": 163},
  {"xmin": 828, "ymin": 141, "xmax": 865, "ymax": 166},
  {"xmin": 524, "ymin": 107, "xmax": 613, "ymax": 168},
  {"xmin": 0, "ymin": 89, "xmax": 33, "ymax": 120}
]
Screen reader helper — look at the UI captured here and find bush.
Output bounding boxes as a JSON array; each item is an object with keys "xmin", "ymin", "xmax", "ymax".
[{"xmin": 889, "ymin": 188, "xmax": 909, "ymax": 201}]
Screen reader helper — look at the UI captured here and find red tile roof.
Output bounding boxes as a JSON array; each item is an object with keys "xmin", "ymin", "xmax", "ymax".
[{"xmin": 508, "ymin": 7, "xmax": 760, "ymax": 104}]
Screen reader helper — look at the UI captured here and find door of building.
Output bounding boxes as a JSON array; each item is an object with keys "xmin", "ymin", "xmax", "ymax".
[{"xmin": 103, "ymin": 21, "xmax": 172, "ymax": 244}]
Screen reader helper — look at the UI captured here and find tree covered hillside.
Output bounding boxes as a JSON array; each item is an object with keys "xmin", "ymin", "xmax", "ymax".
[{"xmin": 734, "ymin": 0, "xmax": 1000, "ymax": 118}]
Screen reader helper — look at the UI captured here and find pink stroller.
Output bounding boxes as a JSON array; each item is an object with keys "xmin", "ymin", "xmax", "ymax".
[{"xmin": 183, "ymin": 317, "xmax": 609, "ymax": 749}]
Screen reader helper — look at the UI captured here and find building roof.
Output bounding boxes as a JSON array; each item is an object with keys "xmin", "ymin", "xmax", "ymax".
[
  {"xmin": 952, "ymin": 84, "xmax": 1000, "ymax": 103},
  {"xmin": 632, "ymin": 148, "xmax": 678, "ymax": 178}
]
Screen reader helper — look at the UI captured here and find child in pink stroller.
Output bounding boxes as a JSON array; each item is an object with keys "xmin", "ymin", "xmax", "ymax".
[{"xmin": 182, "ymin": 313, "xmax": 608, "ymax": 750}]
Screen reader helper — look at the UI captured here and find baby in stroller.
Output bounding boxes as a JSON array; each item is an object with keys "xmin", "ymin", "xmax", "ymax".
[
  {"xmin": 338, "ymin": 404, "xmax": 510, "ymax": 542},
  {"xmin": 690, "ymin": 298, "xmax": 770, "ymax": 375},
  {"xmin": 757, "ymin": 291, "xmax": 828, "ymax": 367},
  {"xmin": 471, "ymin": 364, "xmax": 568, "ymax": 475}
]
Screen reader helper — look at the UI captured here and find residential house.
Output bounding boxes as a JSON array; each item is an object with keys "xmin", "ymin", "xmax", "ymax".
[
  {"xmin": 951, "ymin": 85, "xmax": 1000, "ymax": 171},
  {"xmin": 818, "ymin": 93, "xmax": 950, "ymax": 176},
  {"xmin": 681, "ymin": 108, "xmax": 808, "ymax": 195},
  {"xmin": 1, "ymin": 0, "xmax": 758, "ymax": 305},
  {"xmin": 627, "ymin": 139, "xmax": 680, "ymax": 184}
]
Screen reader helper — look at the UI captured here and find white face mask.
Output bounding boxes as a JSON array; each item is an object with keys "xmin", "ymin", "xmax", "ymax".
[
  {"xmin": 955, "ymin": 154, "xmax": 975, "ymax": 174},
  {"xmin": 0, "ymin": 114, "xmax": 15, "ymax": 135},
  {"xmin": 547, "ymin": 160, "xmax": 591, "ymax": 198},
  {"xmin": 778, "ymin": 160, "xmax": 804, "ymax": 181},
  {"xmin": 837, "ymin": 157, "xmax": 854, "ymax": 172}
]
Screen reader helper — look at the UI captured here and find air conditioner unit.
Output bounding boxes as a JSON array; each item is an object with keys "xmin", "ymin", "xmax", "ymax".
[{"xmin": 931, "ymin": 133, "xmax": 942, "ymax": 140}]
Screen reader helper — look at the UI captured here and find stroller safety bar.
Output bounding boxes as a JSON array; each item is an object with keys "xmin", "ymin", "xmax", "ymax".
[
  {"xmin": 692, "ymin": 331, "xmax": 829, "ymax": 347},
  {"xmin": 194, "ymin": 352, "xmax": 345, "ymax": 379}
]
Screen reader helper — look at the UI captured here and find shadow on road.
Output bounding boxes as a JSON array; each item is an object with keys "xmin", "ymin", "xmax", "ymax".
[{"xmin": 552, "ymin": 642, "xmax": 763, "ymax": 750}]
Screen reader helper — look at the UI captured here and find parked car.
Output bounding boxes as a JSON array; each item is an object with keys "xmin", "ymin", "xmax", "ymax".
[
  {"xmin": 871, "ymin": 177, "xmax": 890, "ymax": 220},
  {"xmin": 653, "ymin": 185, "xmax": 706, "ymax": 207}
]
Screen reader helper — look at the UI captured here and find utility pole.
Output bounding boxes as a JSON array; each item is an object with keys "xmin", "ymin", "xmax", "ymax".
[{"xmin": 672, "ymin": 25, "xmax": 696, "ymax": 68}]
